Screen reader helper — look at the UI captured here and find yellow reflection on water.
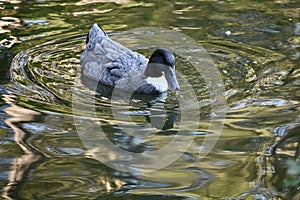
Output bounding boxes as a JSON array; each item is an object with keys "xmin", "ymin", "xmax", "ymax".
[
  {"xmin": 2, "ymin": 93, "xmax": 41, "ymax": 200},
  {"xmin": 75, "ymin": 0, "xmax": 132, "ymax": 6}
]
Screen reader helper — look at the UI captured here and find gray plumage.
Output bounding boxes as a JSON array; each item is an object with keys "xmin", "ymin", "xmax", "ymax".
[{"xmin": 80, "ymin": 23, "xmax": 179, "ymax": 94}]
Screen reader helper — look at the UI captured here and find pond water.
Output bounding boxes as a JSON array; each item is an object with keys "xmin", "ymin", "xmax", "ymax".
[{"xmin": 1, "ymin": 0, "xmax": 300, "ymax": 199}]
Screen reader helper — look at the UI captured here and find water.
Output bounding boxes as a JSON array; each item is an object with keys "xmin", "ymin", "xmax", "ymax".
[{"xmin": 1, "ymin": 0, "xmax": 300, "ymax": 199}]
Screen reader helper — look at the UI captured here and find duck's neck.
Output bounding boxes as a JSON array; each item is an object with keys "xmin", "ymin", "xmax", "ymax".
[
  {"xmin": 145, "ymin": 74, "xmax": 168, "ymax": 92},
  {"xmin": 144, "ymin": 63, "xmax": 168, "ymax": 78}
]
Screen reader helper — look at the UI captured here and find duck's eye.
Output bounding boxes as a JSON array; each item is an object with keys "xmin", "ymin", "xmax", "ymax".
[{"xmin": 86, "ymin": 33, "xmax": 89, "ymax": 44}]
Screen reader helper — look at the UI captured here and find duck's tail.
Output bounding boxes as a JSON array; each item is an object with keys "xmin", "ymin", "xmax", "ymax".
[
  {"xmin": 86, "ymin": 23, "xmax": 108, "ymax": 48},
  {"xmin": 92, "ymin": 23, "xmax": 107, "ymax": 36}
]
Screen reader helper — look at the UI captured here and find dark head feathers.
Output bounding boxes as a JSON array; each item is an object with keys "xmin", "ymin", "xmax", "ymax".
[
  {"xmin": 149, "ymin": 48, "xmax": 175, "ymax": 68},
  {"xmin": 144, "ymin": 48, "xmax": 175, "ymax": 77}
]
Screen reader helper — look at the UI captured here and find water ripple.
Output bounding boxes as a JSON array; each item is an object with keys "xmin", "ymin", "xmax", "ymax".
[{"xmin": 2, "ymin": 3, "xmax": 300, "ymax": 198}]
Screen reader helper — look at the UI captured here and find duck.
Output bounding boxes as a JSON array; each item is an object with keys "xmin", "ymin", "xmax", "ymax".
[{"xmin": 80, "ymin": 23, "xmax": 179, "ymax": 94}]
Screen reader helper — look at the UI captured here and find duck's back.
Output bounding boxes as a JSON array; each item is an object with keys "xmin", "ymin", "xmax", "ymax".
[{"xmin": 80, "ymin": 23, "xmax": 148, "ymax": 87}]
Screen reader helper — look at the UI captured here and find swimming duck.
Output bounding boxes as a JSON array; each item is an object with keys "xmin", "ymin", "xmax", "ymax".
[{"xmin": 80, "ymin": 23, "xmax": 179, "ymax": 94}]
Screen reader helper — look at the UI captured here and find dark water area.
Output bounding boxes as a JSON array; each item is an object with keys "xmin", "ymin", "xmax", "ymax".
[{"xmin": 0, "ymin": 0, "xmax": 300, "ymax": 199}]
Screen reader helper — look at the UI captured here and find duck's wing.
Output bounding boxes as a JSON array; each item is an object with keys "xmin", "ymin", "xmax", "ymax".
[{"xmin": 80, "ymin": 23, "xmax": 148, "ymax": 86}]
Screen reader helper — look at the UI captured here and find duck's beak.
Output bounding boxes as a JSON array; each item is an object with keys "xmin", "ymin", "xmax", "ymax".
[{"xmin": 165, "ymin": 67, "xmax": 180, "ymax": 91}]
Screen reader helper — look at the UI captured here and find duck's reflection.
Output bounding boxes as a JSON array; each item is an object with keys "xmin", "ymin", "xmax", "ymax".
[
  {"xmin": 80, "ymin": 74, "xmax": 177, "ymax": 131},
  {"xmin": 2, "ymin": 93, "xmax": 41, "ymax": 200}
]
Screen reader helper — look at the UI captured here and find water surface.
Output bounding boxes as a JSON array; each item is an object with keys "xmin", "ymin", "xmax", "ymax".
[{"xmin": 0, "ymin": 0, "xmax": 300, "ymax": 199}]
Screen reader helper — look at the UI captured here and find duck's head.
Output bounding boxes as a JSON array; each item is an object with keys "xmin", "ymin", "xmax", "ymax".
[{"xmin": 144, "ymin": 48, "xmax": 180, "ymax": 91}]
